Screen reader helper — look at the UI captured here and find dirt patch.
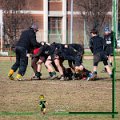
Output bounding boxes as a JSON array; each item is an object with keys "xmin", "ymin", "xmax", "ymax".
[
  {"xmin": 0, "ymin": 78, "xmax": 120, "ymax": 120},
  {"xmin": 0, "ymin": 60, "xmax": 120, "ymax": 120}
]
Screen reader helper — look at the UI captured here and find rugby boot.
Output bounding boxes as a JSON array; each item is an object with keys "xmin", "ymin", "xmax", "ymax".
[
  {"xmin": 16, "ymin": 74, "xmax": 23, "ymax": 81},
  {"xmin": 8, "ymin": 69, "xmax": 14, "ymax": 80}
]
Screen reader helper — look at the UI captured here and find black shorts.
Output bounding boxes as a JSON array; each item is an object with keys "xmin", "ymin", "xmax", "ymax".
[
  {"xmin": 51, "ymin": 54, "xmax": 64, "ymax": 63},
  {"xmin": 105, "ymin": 46, "xmax": 113, "ymax": 56},
  {"xmin": 67, "ymin": 55, "xmax": 82, "ymax": 67},
  {"xmin": 94, "ymin": 52, "xmax": 108, "ymax": 66},
  {"xmin": 32, "ymin": 54, "xmax": 48, "ymax": 63},
  {"xmin": 74, "ymin": 55, "xmax": 82, "ymax": 66}
]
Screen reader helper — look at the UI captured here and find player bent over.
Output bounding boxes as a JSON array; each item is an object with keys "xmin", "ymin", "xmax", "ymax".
[
  {"xmin": 45, "ymin": 43, "xmax": 65, "ymax": 80},
  {"xmin": 60, "ymin": 44, "xmax": 91, "ymax": 80},
  {"xmin": 31, "ymin": 43, "xmax": 57, "ymax": 80},
  {"xmin": 31, "ymin": 42, "xmax": 48, "ymax": 80}
]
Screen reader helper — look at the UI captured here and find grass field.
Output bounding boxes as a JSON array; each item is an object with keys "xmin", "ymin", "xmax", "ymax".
[{"xmin": 0, "ymin": 58, "xmax": 120, "ymax": 120}]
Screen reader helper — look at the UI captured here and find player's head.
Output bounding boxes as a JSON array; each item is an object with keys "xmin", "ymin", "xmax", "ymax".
[
  {"xmin": 64, "ymin": 44, "xmax": 69, "ymax": 48},
  {"xmin": 40, "ymin": 95, "xmax": 44, "ymax": 100},
  {"xmin": 40, "ymin": 41, "xmax": 46, "ymax": 46},
  {"xmin": 104, "ymin": 26, "xmax": 110, "ymax": 35},
  {"xmin": 90, "ymin": 28, "xmax": 98, "ymax": 36},
  {"xmin": 30, "ymin": 23, "xmax": 39, "ymax": 32}
]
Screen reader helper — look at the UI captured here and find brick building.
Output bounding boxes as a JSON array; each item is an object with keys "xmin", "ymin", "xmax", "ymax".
[
  {"xmin": 0, "ymin": 0, "xmax": 112, "ymax": 48},
  {"xmin": 24, "ymin": 0, "xmax": 84, "ymax": 44}
]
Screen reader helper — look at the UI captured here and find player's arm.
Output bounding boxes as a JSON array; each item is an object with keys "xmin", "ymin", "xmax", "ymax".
[{"xmin": 89, "ymin": 38, "xmax": 93, "ymax": 53}]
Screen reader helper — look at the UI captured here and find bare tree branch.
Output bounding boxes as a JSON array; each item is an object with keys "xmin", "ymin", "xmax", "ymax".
[
  {"xmin": 0, "ymin": 0, "xmax": 34, "ymax": 46},
  {"xmin": 74, "ymin": 0, "xmax": 112, "ymax": 35}
]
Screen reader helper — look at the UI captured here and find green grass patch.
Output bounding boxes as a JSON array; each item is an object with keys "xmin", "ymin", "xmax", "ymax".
[{"xmin": 0, "ymin": 59, "xmax": 120, "ymax": 120}]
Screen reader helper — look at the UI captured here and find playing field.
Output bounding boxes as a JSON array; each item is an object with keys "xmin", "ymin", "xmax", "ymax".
[{"xmin": 0, "ymin": 57, "xmax": 120, "ymax": 120}]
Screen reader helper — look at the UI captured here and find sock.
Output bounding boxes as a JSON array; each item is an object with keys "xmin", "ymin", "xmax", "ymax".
[
  {"xmin": 51, "ymin": 72, "xmax": 56, "ymax": 76},
  {"xmin": 110, "ymin": 74, "xmax": 113, "ymax": 78},
  {"xmin": 49, "ymin": 72, "xmax": 52, "ymax": 77},
  {"xmin": 35, "ymin": 72, "xmax": 41, "ymax": 77}
]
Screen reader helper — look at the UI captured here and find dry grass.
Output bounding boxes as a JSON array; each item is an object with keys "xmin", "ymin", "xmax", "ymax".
[{"xmin": 0, "ymin": 59, "xmax": 120, "ymax": 120}]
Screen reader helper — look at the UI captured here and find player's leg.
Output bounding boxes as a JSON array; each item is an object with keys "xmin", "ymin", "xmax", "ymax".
[
  {"xmin": 68, "ymin": 60, "xmax": 79, "ymax": 80},
  {"xmin": 31, "ymin": 57, "xmax": 39, "ymax": 73},
  {"xmin": 45, "ymin": 56, "xmax": 57, "ymax": 80},
  {"xmin": 108, "ymin": 55, "xmax": 113, "ymax": 66},
  {"xmin": 87, "ymin": 54, "xmax": 99, "ymax": 80},
  {"xmin": 103, "ymin": 60, "xmax": 112, "ymax": 78},
  {"xmin": 8, "ymin": 47, "xmax": 20, "ymax": 80},
  {"xmin": 31, "ymin": 58, "xmax": 43, "ymax": 80},
  {"xmin": 16, "ymin": 47, "xmax": 28, "ymax": 80},
  {"xmin": 71, "ymin": 55, "xmax": 83, "ymax": 80},
  {"xmin": 54, "ymin": 56, "xmax": 65, "ymax": 80}
]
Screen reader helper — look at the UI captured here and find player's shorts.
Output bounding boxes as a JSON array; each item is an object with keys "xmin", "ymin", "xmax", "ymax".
[
  {"xmin": 66, "ymin": 55, "xmax": 82, "ymax": 67},
  {"xmin": 39, "ymin": 55, "xmax": 48, "ymax": 63},
  {"xmin": 93, "ymin": 51, "xmax": 108, "ymax": 66},
  {"xmin": 38, "ymin": 56, "xmax": 45, "ymax": 63},
  {"xmin": 74, "ymin": 55, "xmax": 82, "ymax": 66}
]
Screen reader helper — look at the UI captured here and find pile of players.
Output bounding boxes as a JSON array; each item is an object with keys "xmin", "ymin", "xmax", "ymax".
[
  {"xmin": 8, "ymin": 24, "xmax": 113, "ymax": 81},
  {"xmin": 31, "ymin": 42, "xmax": 93, "ymax": 81}
]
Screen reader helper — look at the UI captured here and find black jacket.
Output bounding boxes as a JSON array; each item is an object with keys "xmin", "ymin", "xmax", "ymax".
[
  {"xmin": 89, "ymin": 35, "xmax": 105, "ymax": 55},
  {"xmin": 59, "ymin": 46, "xmax": 80, "ymax": 61},
  {"xmin": 104, "ymin": 32, "xmax": 114, "ymax": 47},
  {"xmin": 49, "ymin": 43, "xmax": 64, "ymax": 56},
  {"xmin": 16, "ymin": 28, "xmax": 41, "ymax": 52},
  {"xmin": 69, "ymin": 43, "xmax": 84, "ymax": 55}
]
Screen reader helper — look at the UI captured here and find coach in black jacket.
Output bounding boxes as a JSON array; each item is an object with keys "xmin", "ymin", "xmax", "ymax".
[{"xmin": 8, "ymin": 24, "xmax": 41, "ymax": 80}]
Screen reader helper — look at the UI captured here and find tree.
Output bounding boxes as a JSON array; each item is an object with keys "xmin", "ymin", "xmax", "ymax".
[
  {"xmin": 74, "ymin": 0, "xmax": 112, "ymax": 35},
  {"xmin": 0, "ymin": 0, "xmax": 34, "ymax": 47}
]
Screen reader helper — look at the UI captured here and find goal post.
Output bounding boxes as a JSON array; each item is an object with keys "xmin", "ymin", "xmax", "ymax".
[{"xmin": 62, "ymin": 0, "xmax": 118, "ymax": 118}]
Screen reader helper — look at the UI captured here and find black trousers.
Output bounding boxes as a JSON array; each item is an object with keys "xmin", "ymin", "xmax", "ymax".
[{"xmin": 11, "ymin": 46, "xmax": 28, "ymax": 76}]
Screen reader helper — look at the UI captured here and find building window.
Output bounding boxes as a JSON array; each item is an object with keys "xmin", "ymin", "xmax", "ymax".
[
  {"xmin": 48, "ymin": 17, "xmax": 62, "ymax": 43},
  {"xmin": 48, "ymin": 17, "xmax": 62, "ymax": 34}
]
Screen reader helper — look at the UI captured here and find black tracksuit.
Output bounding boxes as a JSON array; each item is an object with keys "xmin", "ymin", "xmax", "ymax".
[
  {"xmin": 89, "ymin": 35, "xmax": 105, "ymax": 55},
  {"xmin": 104, "ymin": 32, "xmax": 114, "ymax": 56},
  {"xmin": 11, "ymin": 28, "xmax": 41, "ymax": 76},
  {"xmin": 89, "ymin": 35, "xmax": 108, "ymax": 66}
]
